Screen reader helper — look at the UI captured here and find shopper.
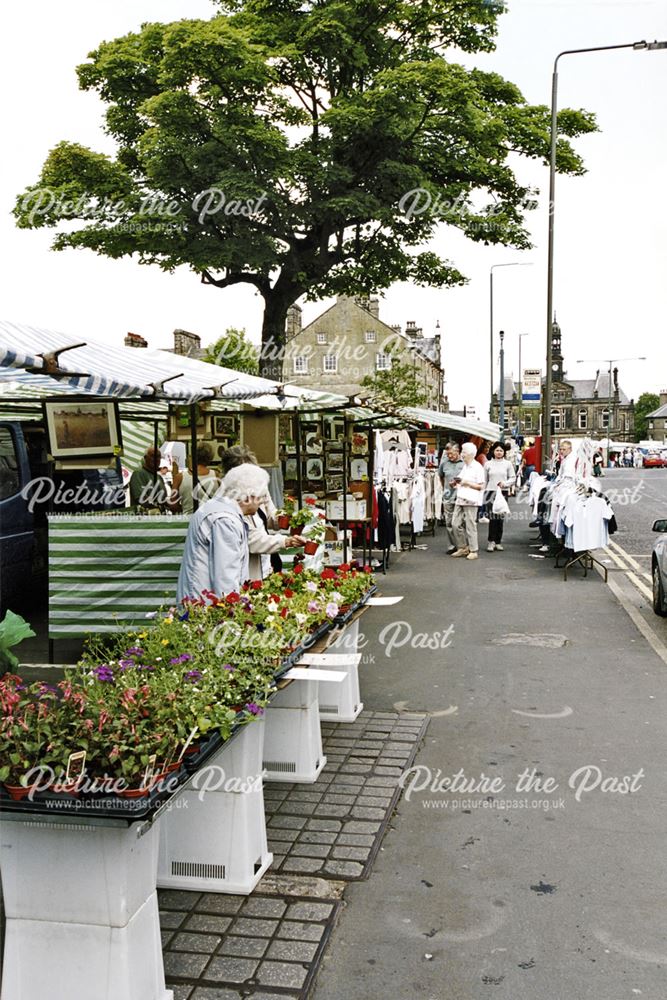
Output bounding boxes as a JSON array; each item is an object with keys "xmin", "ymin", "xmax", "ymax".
[
  {"xmin": 174, "ymin": 442, "xmax": 220, "ymax": 514},
  {"xmin": 438, "ymin": 441, "xmax": 463, "ymax": 555},
  {"xmin": 451, "ymin": 442, "xmax": 485, "ymax": 560},
  {"xmin": 177, "ymin": 463, "xmax": 270, "ymax": 601},
  {"xmin": 219, "ymin": 444, "xmax": 307, "ymax": 579},
  {"xmin": 593, "ymin": 450, "xmax": 604, "ymax": 478},
  {"xmin": 129, "ymin": 447, "xmax": 167, "ymax": 510},
  {"xmin": 484, "ymin": 442, "xmax": 514, "ymax": 552}
]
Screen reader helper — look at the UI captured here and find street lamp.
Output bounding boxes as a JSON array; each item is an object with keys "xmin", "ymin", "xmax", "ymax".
[
  {"xmin": 517, "ymin": 333, "xmax": 529, "ymax": 437},
  {"xmin": 543, "ymin": 39, "xmax": 666, "ymax": 469},
  {"xmin": 576, "ymin": 356, "xmax": 646, "ymax": 466},
  {"xmin": 490, "ymin": 262, "xmax": 532, "ymax": 420},
  {"xmin": 499, "ymin": 330, "xmax": 506, "ymax": 439}
]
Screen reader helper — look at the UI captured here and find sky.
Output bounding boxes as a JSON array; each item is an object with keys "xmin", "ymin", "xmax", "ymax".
[{"xmin": 1, "ymin": 0, "xmax": 665, "ymax": 417}]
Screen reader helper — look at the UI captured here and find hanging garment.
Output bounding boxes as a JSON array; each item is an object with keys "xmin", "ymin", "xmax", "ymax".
[
  {"xmin": 411, "ymin": 475, "xmax": 425, "ymax": 533},
  {"xmin": 376, "ymin": 490, "xmax": 394, "ymax": 549}
]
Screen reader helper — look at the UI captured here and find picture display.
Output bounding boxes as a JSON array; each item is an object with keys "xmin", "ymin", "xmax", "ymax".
[{"xmin": 44, "ymin": 401, "xmax": 122, "ymax": 459}]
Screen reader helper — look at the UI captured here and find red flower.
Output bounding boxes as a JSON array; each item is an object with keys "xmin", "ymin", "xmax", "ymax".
[
  {"xmin": 226, "ymin": 592, "xmax": 241, "ymax": 604},
  {"xmin": 284, "ymin": 588, "xmax": 294, "ymax": 598},
  {"xmin": 305, "ymin": 497, "xmax": 316, "ymax": 505},
  {"xmin": 251, "ymin": 580, "xmax": 263, "ymax": 591},
  {"xmin": 293, "ymin": 564, "xmax": 304, "ymax": 575},
  {"xmin": 280, "ymin": 607, "xmax": 288, "ymax": 618},
  {"xmin": 339, "ymin": 563, "xmax": 351, "ymax": 572},
  {"xmin": 321, "ymin": 568, "xmax": 336, "ymax": 580},
  {"xmin": 363, "ymin": 565, "xmax": 373, "ymax": 573}
]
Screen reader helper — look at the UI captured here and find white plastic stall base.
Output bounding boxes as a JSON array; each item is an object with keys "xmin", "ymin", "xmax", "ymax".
[
  {"xmin": 329, "ymin": 616, "xmax": 360, "ymax": 655},
  {"xmin": 0, "ymin": 818, "xmax": 171, "ymax": 1000},
  {"xmin": 300, "ymin": 651, "xmax": 364, "ymax": 723},
  {"xmin": 263, "ymin": 676, "xmax": 329, "ymax": 783},
  {"xmin": 158, "ymin": 719, "xmax": 272, "ymax": 895}
]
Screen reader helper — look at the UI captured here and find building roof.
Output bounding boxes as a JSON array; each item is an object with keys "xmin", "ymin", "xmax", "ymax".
[
  {"xmin": 542, "ymin": 371, "xmax": 631, "ymax": 404},
  {"xmin": 647, "ymin": 403, "xmax": 667, "ymax": 419}
]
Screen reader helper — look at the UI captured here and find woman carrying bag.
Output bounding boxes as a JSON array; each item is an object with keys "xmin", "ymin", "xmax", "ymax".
[{"xmin": 484, "ymin": 442, "xmax": 514, "ymax": 552}]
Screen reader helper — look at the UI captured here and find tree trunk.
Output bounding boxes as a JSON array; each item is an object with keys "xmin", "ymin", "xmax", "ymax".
[{"xmin": 259, "ymin": 296, "xmax": 291, "ymax": 382}]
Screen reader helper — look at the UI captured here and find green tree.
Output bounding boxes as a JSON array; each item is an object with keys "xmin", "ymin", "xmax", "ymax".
[
  {"xmin": 203, "ymin": 327, "xmax": 259, "ymax": 375},
  {"xmin": 634, "ymin": 392, "xmax": 660, "ymax": 441},
  {"xmin": 13, "ymin": 1, "xmax": 596, "ymax": 378},
  {"xmin": 361, "ymin": 348, "xmax": 429, "ymax": 410}
]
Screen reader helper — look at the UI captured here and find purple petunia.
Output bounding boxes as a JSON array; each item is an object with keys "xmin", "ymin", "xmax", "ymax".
[
  {"xmin": 184, "ymin": 669, "xmax": 203, "ymax": 683},
  {"xmin": 245, "ymin": 702, "xmax": 264, "ymax": 716},
  {"xmin": 93, "ymin": 665, "xmax": 114, "ymax": 683},
  {"xmin": 124, "ymin": 647, "xmax": 144, "ymax": 657},
  {"xmin": 169, "ymin": 654, "xmax": 193, "ymax": 665},
  {"xmin": 325, "ymin": 602, "xmax": 340, "ymax": 619},
  {"xmin": 223, "ymin": 664, "xmax": 235, "ymax": 672},
  {"xmin": 118, "ymin": 659, "xmax": 135, "ymax": 671}
]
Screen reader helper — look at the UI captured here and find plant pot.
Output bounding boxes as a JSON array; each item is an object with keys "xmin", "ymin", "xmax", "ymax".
[
  {"xmin": 117, "ymin": 785, "xmax": 151, "ymax": 799},
  {"xmin": 303, "ymin": 540, "xmax": 319, "ymax": 555},
  {"xmin": 3, "ymin": 782, "xmax": 35, "ymax": 801},
  {"xmin": 290, "ymin": 526, "xmax": 302, "ymax": 536},
  {"xmin": 277, "ymin": 514, "xmax": 290, "ymax": 529}
]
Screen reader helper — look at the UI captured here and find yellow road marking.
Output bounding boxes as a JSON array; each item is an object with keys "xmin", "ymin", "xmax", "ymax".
[
  {"xmin": 608, "ymin": 539, "xmax": 652, "ymax": 583},
  {"xmin": 626, "ymin": 572, "xmax": 654, "ymax": 602}
]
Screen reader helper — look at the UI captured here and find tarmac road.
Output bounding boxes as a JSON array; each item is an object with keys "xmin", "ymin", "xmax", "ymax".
[{"xmin": 312, "ymin": 490, "xmax": 667, "ymax": 1000}]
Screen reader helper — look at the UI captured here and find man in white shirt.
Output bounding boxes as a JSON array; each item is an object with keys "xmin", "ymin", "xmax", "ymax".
[
  {"xmin": 557, "ymin": 439, "xmax": 577, "ymax": 481},
  {"xmin": 451, "ymin": 442, "xmax": 485, "ymax": 561}
]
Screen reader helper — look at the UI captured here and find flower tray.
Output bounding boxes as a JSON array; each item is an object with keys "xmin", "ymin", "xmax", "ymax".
[{"xmin": 333, "ymin": 584, "xmax": 377, "ymax": 625}]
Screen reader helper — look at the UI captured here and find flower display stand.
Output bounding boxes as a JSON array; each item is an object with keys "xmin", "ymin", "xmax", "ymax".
[
  {"xmin": 263, "ymin": 669, "xmax": 344, "ymax": 783},
  {"xmin": 300, "ymin": 650, "xmax": 363, "ymax": 723},
  {"xmin": 0, "ymin": 814, "xmax": 171, "ymax": 1000},
  {"xmin": 157, "ymin": 718, "xmax": 272, "ymax": 895}
]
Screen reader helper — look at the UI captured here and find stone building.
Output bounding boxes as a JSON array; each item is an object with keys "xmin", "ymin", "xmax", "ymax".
[
  {"xmin": 493, "ymin": 318, "xmax": 635, "ymax": 441},
  {"xmin": 282, "ymin": 295, "xmax": 446, "ymax": 410},
  {"xmin": 646, "ymin": 391, "xmax": 667, "ymax": 442}
]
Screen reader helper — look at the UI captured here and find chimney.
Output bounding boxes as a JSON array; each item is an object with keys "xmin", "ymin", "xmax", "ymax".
[
  {"xmin": 613, "ymin": 366, "xmax": 619, "ymax": 397},
  {"xmin": 285, "ymin": 303, "xmax": 303, "ymax": 340},
  {"xmin": 368, "ymin": 296, "xmax": 380, "ymax": 320},
  {"xmin": 660, "ymin": 390, "xmax": 667, "ymax": 407},
  {"xmin": 124, "ymin": 332, "xmax": 148, "ymax": 348},
  {"xmin": 173, "ymin": 329, "xmax": 202, "ymax": 357}
]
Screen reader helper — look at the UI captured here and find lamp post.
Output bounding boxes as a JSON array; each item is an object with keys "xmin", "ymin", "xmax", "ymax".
[
  {"xmin": 544, "ymin": 38, "xmax": 666, "ymax": 469},
  {"xmin": 498, "ymin": 330, "xmax": 506, "ymax": 440},
  {"xmin": 489, "ymin": 262, "xmax": 532, "ymax": 421},
  {"xmin": 517, "ymin": 333, "xmax": 529, "ymax": 438},
  {"xmin": 576, "ymin": 356, "xmax": 646, "ymax": 466}
]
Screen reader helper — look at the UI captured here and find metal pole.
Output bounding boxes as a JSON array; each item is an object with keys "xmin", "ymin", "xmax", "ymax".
[
  {"xmin": 489, "ymin": 270, "xmax": 494, "ymax": 421},
  {"xmin": 544, "ymin": 40, "xmax": 663, "ymax": 470},
  {"xmin": 544, "ymin": 62, "xmax": 559, "ymax": 471},
  {"xmin": 499, "ymin": 331, "xmax": 506, "ymax": 440},
  {"xmin": 190, "ymin": 404, "xmax": 199, "ymax": 512},
  {"xmin": 342, "ymin": 414, "xmax": 349, "ymax": 563},
  {"xmin": 608, "ymin": 360, "xmax": 613, "ymax": 468},
  {"xmin": 294, "ymin": 410, "xmax": 303, "ymax": 507},
  {"xmin": 517, "ymin": 335, "xmax": 523, "ymax": 438}
]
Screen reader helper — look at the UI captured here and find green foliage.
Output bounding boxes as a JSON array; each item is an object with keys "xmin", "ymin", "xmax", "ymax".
[
  {"xmin": 14, "ymin": 2, "xmax": 596, "ymax": 374},
  {"xmin": 634, "ymin": 392, "xmax": 660, "ymax": 441},
  {"xmin": 0, "ymin": 612, "xmax": 35, "ymax": 671},
  {"xmin": 203, "ymin": 327, "xmax": 259, "ymax": 374},
  {"xmin": 361, "ymin": 347, "xmax": 430, "ymax": 410}
]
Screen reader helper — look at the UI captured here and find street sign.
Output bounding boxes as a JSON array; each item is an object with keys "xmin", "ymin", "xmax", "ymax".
[{"xmin": 522, "ymin": 368, "xmax": 542, "ymax": 407}]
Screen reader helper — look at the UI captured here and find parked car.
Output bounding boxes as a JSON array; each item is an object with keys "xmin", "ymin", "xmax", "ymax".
[
  {"xmin": 653, "ymin": 518, "xmax": 667, "ymax": 617},
  {"xmin": 643, "ymin": 453, "xmax": 665, "ymax": 469}
]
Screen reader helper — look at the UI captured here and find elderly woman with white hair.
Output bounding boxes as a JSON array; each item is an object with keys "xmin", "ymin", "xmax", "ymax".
[
  {"xmin": 177, "ymin": 463, "xmax": 270, "ymax": 602},
  {"xmin": 451, "ymin": 441, "xmax": 485, "ymax": 560}
]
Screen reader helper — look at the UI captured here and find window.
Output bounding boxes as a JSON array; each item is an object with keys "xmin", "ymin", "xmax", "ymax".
[
  {"xmin": 600, "ymin": 408, "xmax": 610, "ymax": 429},
  {"xmin": 578, "ymin": 409, "xmax": 588, "ymax": 430},
  {"xmin": 376, "ymin": 352, "xmax": 391, "ymax": 371},
  {"xmin": 522, "ymin": 412, "xmax": 533, "ymax": 430},
  {"xmin": 365, "ymin": 330, "xmax": 377, "ymax": 343},
  {"xmin": 323, "ymin": 354, "xmax": 338, "ymax": 373},
  {"xmin": 0, "ymin": 426, "xmax": 20, "ymax": 500},
  {"xmin": 316, "ymin": 332, "xmax": 327, "ymax": 345},
  {"xmin": 293, "ymin": 356, "xmax": 308, "ymax": 374},
  {"xmin": 551, "ymin": 410, "xmax": 562, "ymax": 432}
]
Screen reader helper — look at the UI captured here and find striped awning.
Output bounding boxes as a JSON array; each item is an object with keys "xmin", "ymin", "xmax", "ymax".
[
  {"xmin": 0, "ymin": 320, "xmax": 349, "ymax": 410},
  {"xmin": 401, "ymin": 407, "xmax": 501, "ymax": 440}
]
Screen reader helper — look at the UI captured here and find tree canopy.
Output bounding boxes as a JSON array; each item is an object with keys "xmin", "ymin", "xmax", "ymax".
[
  {"xmin": 634, "ymin": 392, "xmax": 660, "ymax": 441},
  {"xmin": 203, "ymin": 327, "xmax": 259, "ymax": 374},
  {"xmin": 361, "ymin": 347, "xmax": 430, "ymax": 410},
  {"xmin": 14, "ymin": 0, "xmax": 597, "ymax": 377}
]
